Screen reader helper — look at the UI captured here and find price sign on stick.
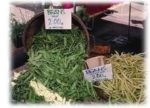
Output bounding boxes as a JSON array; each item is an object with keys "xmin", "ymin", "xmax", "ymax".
[
  {"xmin": 83, "ymin": 64, "xmax": 113, "ymax": 82},
  {"xmin": 44, "ymin": 9, "xmax": 72, "ymax": 29}
]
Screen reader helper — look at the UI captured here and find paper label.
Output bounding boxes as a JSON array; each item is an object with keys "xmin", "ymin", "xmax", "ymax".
[
  {"xmin": 83, "ymin": 64, "xmax": 113, "ymax": 82},
  {"xmin": 44, "ymin": 9, "xmax": 71, "ymax": 29}
]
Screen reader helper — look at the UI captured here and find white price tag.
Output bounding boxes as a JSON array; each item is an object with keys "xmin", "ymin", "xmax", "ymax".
[
  {"xmin": 44, "ymin": 9, "xmax": 72, "ymax": 29},
  {"xmin": 83, "ymin": 64, "xmax": 113, "ymax": 82}
]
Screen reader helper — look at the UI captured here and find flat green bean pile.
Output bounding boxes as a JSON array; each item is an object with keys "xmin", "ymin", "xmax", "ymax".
[
  {"xmin": 94, "ymin": 52, "xmax": 145, "ymax": 104},
  {"xmin": 12, "ymin": 28, "xmax": 98, "ymax": 103}
]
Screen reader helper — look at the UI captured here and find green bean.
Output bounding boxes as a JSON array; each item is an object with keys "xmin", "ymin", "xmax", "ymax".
[
  {"xmin": 12, "ymin": 28, "xmax": 99, "ymax": 103},
  {"xmin": 95, "ymin": 53, "xmax": 144, "ymax": 103}
]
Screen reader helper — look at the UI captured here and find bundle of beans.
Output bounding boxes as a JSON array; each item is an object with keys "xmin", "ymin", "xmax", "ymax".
[
  {"xmin": 94, "ymin": 52, "xmax": 145, "ymax": 103},
  {"xmin": 12, "ymin": 28, "xmax": 98, "ymax": 103}
]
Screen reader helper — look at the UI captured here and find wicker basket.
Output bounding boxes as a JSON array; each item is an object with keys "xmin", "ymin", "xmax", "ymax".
[{"xmin": 22, "ymin": 12, "xmax": 90, "ymax": 56}]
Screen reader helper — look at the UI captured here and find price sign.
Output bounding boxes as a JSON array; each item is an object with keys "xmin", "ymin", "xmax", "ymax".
[
  {"xmin": 44, "ymin": 9, "xmax": 71, "ymax": 29},
  {"xmin": 83, "ymin": 64, "xmax": 113, "ymax": 82}
]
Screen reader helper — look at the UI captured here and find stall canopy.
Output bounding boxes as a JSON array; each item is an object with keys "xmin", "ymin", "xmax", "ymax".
[{"xmin": 101, "ymin": 2, "xmax": 147, "ymax": 29}]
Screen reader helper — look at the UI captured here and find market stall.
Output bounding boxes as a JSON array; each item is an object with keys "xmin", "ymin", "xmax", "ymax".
[{"xmin": 10, "ymin": 2, "xmax": 146, "ymax": 104}]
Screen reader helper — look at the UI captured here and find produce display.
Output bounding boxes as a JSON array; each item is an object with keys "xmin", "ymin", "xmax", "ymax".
[
  {"xmin": 12, "ymin": 34, "xmax": 145, "ymax": 104},
  {"xmin": 12, "ymin": 28, "xmax": 98, "ymax": 103},
  {"xmin": 94, "ymin": 52, "xmax": 145, "ymax": 103},
  {"xmin": 10, "ymin": 2, "xmax": 146, "ymax": 105}
]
